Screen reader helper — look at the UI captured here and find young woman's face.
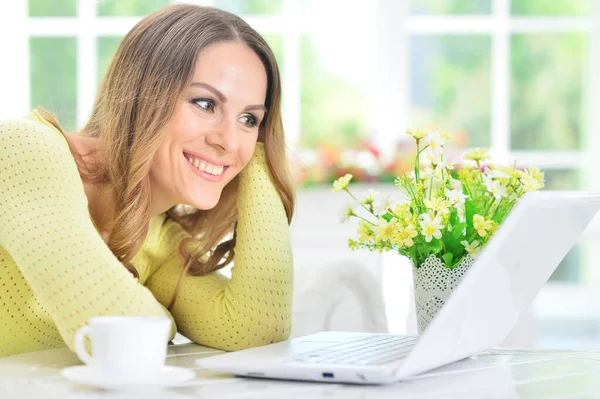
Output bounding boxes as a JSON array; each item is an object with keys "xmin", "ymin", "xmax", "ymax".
[{"xmin": 150, "ymin": 41, "xmax": 267, "ymax": 211}]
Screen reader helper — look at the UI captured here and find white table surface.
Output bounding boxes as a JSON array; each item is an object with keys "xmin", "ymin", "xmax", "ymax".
[{"xmin": 2, "ymin": 344, "xmax": 600, "ymax": 398}]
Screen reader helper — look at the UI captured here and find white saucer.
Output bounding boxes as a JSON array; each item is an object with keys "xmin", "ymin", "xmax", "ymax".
[{"xmin": 61, "ymin": 365, "xmax": 195, "ymax": 389}]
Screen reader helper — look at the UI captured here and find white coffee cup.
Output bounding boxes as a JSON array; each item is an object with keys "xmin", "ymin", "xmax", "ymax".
[{"xmin": 74, "ymin": 316, "xmax": 171, "ymax": 380}]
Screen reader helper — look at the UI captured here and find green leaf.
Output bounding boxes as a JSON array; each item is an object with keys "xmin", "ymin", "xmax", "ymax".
[
  {"xmin": 449, "ymin": 207, "xmax": 460, "ymax": 227},
  {"xmin": 443, "ymin": 221, "xmax": 462, "ymax": 256},
  {"xmin": 382, "ymin": 212, "xmax": 393, "ymax": 222},
  {"xmin": 429, "ymin": 238, "xmax": 444, "ymax": 255},
  {"xmin": 397, "ymin": 248, "xmax": 408, "ymax": 257},
  {"xmin": 452, "ymin": 222, "xmax": 467, "ymax": 240},
  {"xmin": 450, "ymin": 255, "xmax": 466, "ymax": 269},
  {"xmin": 407, "ymin": 246, "xmax": 417, "ymax": 259},
  {"xmin": 442, "ymin": 226, "xmax": 454, "ymax": 252},
  {"xmin": 405, "ymin": 246, "xmax": 419, "ymax": 266},
  {"xmin": 442, "ymin": 253, "xmax": 454, "ymax": 266},
  {"xmin": 416, "ymin": 243, "xmax": 432, "ymax": 262},
  {"xmin": 452, "ymin": 245, "xmax": 467, "ymax": 266},
  {"xmin": 465, "ymin": 198, "xmax": 476, "ymax": 237}
]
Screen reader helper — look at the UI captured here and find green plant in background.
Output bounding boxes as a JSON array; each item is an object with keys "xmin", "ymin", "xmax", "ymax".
[
  {"xmin": 334, "ymin": 129, "xmax": 544, "ymax": 268},
  {"xmin": 411, "ymin": 0, "xmax": 590, "ymax": 153},
  {"xmin": 30, "ymin": 37, "xmax": 77, "ymax": 132},
  {"xmin": 97, "ymin": 0, "xmax": 170, "ymax": 16},
  {"xmin": 511, "ymin": 33, "xmax": 588, "ymax": 151},
  {"xmin": 299, "ymin": 35, "xmax": 367, "ymax": 149}
]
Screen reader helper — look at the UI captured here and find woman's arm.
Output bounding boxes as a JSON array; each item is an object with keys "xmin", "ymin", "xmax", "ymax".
[
  {"xmin": 146, "ymin": 143, "xmax": 294, "ymax": 351},
  {"xmin": 0, "ymin": 118, "xmax": 176, "ymax": 351}
]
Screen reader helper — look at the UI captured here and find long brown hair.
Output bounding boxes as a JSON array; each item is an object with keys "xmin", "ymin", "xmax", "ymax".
[{"xmin": 38, "ymin": 4, "xmax": 295, "ymax": 308}]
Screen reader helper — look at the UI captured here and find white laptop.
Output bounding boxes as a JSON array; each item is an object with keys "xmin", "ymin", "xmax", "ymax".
[{"xmin": 196, "ymin": 190, "xmax": 600, "ymax": 385}]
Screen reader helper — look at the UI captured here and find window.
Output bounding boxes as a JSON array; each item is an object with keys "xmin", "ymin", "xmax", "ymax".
[
  {"xmin": 403, "ymin": 0, "xmax": 596, "ymax": 285},
  {"xmin": 2, "ymin": 0, "xmax": 598, "ymax": 348},
  {"xmin": 409, "ymin": 34, "xmax": 491, "ymax": 147},
  {"xmin": 7, "ymin": 0, "xmax": 373, "ymax": 152},
  {"xmin": 384, "ymin": 0, "xmax": 600, "ymax": 346}
]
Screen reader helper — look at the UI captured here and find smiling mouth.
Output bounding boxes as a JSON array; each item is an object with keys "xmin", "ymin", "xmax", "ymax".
[{"xmin": 183, "ymin": 152, "xmax": 229, "ymax": 176}]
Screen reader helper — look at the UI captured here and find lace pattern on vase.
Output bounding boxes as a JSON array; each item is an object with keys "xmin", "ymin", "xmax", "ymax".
[{"xmin": 413, "ymin": 254, "xmax": 474, "ymax": 334}]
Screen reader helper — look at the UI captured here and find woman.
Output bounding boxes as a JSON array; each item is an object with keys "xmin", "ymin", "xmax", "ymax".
[{"xmin": 0, "ymin": 4, "xmax": 294, "ymax": 357}]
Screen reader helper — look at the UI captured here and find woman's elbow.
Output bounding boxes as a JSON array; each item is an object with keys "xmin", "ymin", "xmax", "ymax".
[
  {"xmin": 222, "ymin": 320, "xmax": 293, "ymax": 352},
  {"xmin": 242, "ymin": 319, "xmax": 292, "ymax": 350}
]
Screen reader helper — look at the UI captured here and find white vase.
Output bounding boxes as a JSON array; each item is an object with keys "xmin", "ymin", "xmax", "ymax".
[{"xmin": 412, "ymin": 254, "xmax": 474, "ymax": 334}]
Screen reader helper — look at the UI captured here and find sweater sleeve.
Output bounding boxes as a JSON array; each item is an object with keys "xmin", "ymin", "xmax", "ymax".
[
  {"xmin": 0, "ymin": 118, "xmax": 176, "ymax": 351},
  {"xmin": 146, "ymin": 143, "xmax": 294, "ymax": 351}
]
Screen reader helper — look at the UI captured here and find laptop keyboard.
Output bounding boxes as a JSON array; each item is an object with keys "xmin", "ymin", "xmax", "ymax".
[{"xmin": 289, "ymin": 335, "xmax": 418, "ymax": 366}]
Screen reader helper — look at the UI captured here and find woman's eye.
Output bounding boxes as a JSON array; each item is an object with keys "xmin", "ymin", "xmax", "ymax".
[
  {"xmin": 193, "ymin": 98, "xmax": 215, "ymax": 113},
  {"xmin": 239, "ymin": 114, "xmax": 259, "ymax": 128}
]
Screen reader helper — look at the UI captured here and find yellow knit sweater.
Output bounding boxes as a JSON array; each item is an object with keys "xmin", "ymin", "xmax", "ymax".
[{"xmin": 0, "ymin": 111, "xmax": 293, "ymax": 357}]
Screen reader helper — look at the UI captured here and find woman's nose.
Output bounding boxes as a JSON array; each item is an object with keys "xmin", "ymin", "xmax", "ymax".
[{"xmin": 206, "ymin": 119, "xmax": 240, "ymax": 153}]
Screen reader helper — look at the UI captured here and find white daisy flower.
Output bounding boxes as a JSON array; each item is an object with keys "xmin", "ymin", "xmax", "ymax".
[
  {"xmin": 484, "ymin": 176, "xmax": 508, "ymax": 201},
  {"xmin": 445, "ymin": 188, "xmax": 469, "ymax": 206},
  {"xmin": 419, "ymin": 213, "xmax": 444, "ymax": 242}
]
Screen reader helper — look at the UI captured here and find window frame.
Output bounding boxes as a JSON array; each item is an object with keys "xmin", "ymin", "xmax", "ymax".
[
  {"xmin": 378, "ymin": 0, "xmax": 600, "ymax": 335},
  {"xmin": 3, "ymin": 0, "xmax": 600, "ymax": 337}
]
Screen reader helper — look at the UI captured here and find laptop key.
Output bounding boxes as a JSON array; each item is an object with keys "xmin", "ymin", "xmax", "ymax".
[{"xmin": 289, "ymin": 335, "xmax": 418, "ymax": 366}]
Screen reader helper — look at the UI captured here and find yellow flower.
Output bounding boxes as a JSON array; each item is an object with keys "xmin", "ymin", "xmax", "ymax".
[
  {"xmin": 502, "ymin": 165, "xmax": 521, "ymax": 179},
  {"xmin": 461, "ymin": 240, "xmax": 480, "ymax": 256},
  {"xmin": 406, "ymin": 128, "xmax": 427, "ymax": 140},
  {"xmin": 392, "ymin": 223, "xmax": 418, "ymax": 248},
  {"xmin": 348, "ymin": 239, "xmax": 359, "ymax": 250},
  {"xmin": 509, "ymin": 166, "xmax": 522, "ymax": 178},
  {"xmin": 473, "ymin": 214, "xmax": 493, "ymax": 237},
  {"xmin": 458, "ymin": 168, "xmax": 478, "ymax": 185},
  {"xmin": 528, "ymin": 166, "xmax": 545, "ymax": 184},
  {"xmin": 424, "ymin": 196, "xmax": 451, "ymax": 214},
  {"xmin": 440, "ymin": 131, "xmax": 453, "ymax": 141},
  {"xmin": 463, "ymin": 148, "xmax": 490, "ymax": 163},
  {"xmin": 332, "ymin": 174, "xmax": 353, "ymax": 192},
  {"xmin": 357, "ymin": 220, "xmax": 376, "ymax": 242},
  {"xmin": 393, "ymin": 203, "xmax": 411, "ymax": 221},
  {"xmin": 490, "ymin": 222, "xmax": 499, "ymax": 235},
  {"xmin": 374, "ymin": 218, "xmax": 399, "ymax": 243},
  {"xmin": 525, "ymin": 177, "xmax": 542, "ymax": 192},
  {"xmin": 518, "ymin": 168, "xmax": 544, "ymax": 192}
]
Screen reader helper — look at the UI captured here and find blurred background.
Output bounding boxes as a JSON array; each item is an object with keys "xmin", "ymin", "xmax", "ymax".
[{"xmin": 1, "ymin": 0, "xmax": 599, "ymax": 349}]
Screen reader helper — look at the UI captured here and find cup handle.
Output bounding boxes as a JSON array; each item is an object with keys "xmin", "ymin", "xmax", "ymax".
[{"xmin": 74, "ymin": 325, "xmax": 94, "ymax": 366}]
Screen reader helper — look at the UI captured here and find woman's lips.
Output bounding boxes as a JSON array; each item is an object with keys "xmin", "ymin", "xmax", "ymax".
[{"xmin": 184, "ymin": 152, "xmax": 227, "ymax": 182}]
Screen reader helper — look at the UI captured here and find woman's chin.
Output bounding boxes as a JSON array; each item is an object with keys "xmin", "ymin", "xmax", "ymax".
[{"xmin": 185, "ymin": 196, "xmax": 220, "ymax": 211}]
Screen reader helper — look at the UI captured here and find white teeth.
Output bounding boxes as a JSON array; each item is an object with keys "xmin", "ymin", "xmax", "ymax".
[{"xmin": 186, "ymin": 155, "xmax": 225, "ymax": 176}]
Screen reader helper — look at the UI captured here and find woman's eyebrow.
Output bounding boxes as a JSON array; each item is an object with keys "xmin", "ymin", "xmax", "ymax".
[
  {"xmin": 190, "ymin": 82, "xmax": 266, "ymax": 112},
  {"xmin": 245, "ymin": 105, "xmax": 267, "ymax": 112},
  {"xmin": 189, "ymin": 82, "xmax": 227, "ymax": 102}
]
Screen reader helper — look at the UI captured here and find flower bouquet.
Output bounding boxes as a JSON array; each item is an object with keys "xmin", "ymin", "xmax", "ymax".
[{"xmin": 333, "ymin": 129, "xmax": 545, "ymax": 333}]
